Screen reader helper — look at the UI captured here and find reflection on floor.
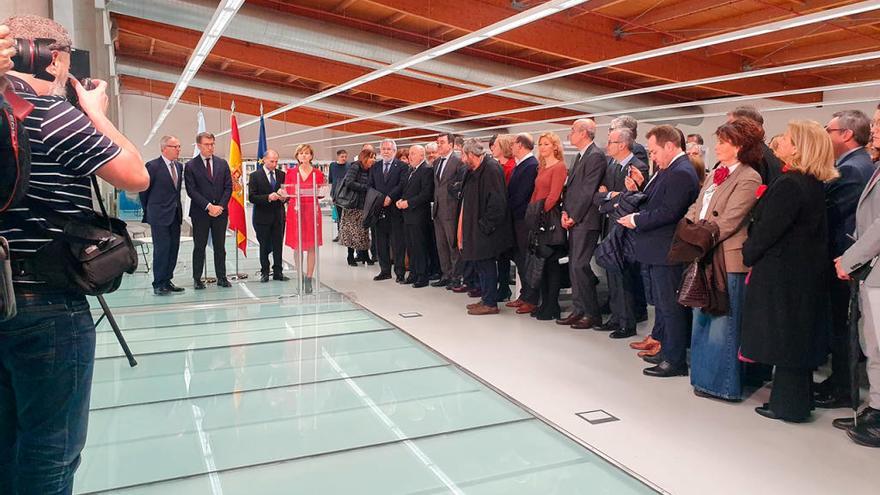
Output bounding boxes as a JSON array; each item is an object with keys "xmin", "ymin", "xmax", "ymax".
[{"xmin": 74, "ymin": 236, "xmax": 658, "ymax": 494}]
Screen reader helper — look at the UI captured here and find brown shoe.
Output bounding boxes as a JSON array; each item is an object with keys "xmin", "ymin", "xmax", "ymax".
[
  {"xmin": 556, "ymin": 313, "xmax": 584, "ymax": 326},
  {"xmin": 506, "ymin": 299, "xmax": 524, "ymax": 308},
  {"xmin": 630, "ymin": 336, "xmax": 659, "ymax": 350},
  {"xmin": 452, "ymin": 285, "xmax": 470, "ymax": 293},
  {"xmin": 637, "ymin": 343, "xmax": 661, "ymax": 358},
  {"xmin": 468, "ymin": 304, "xmax": 500, "ymax": 315},
  {"xmin": 466, "ymin": 302, "xmax": 483, "ymax": 310},
  {"xmin": 571, "ymin": 316, "xmax": 603, "ymax": 330},
  {"xmin": 516, "ymin": 303, "xmax": 537, "ymax": 314}
]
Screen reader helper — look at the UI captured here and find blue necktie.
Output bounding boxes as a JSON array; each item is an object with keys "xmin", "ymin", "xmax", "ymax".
[{"xmin": 269, "ymin": 171, "xmax": 276, "ymax": 190}]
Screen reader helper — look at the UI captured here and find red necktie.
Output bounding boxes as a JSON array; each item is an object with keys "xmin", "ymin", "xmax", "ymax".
[{"xmin": 206, "ymin": 157, "xmax": 213, "ymax": 180}]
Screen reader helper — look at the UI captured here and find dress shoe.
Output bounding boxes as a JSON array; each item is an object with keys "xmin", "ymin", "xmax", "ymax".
[
  {"xmin": 630, "ymin": 335, "xmax": 659, "ymax": 350},
  {"xmin": 366, "ymin": 259, "xmax": 376, "ymax": 266},
  {"xmin": 754, "ymin": 405, "xmax": 808, "ymax": 423},
  {"xmin": 813, "ymin": 376, "xmax": 835, "ymax": 396},
  {"xmin": 431, "ymin": 279, "xmax": 450, "ymax": 288},
  {"xmin": 373, "ymin": 273, "xmax": 392, "ymax": 281},
  {"xmin": 594, "ymin": 320, "xmax": 620, "ymax": 332},
  {"xmin": 217, "ymin": 278, "xmax": 232, "ymax": 288},
  {"xmin": 153, "ymin": 286, "xmax": 171, "ymax": 296},
  {"xmin": 332, "ymin": 236, "xmax": 339, "ymax": 242},
  {"xmin": 847, "ymin": 421, "xmax": 880, "ymax": 447},
  {"xmin": 412, "ymin": 280, "xmax": 429, "ymax": 288},
  {"xmin": 642, "ymin": 353, "xmax": 664, "ymax": 365},
  {"xmin": 643, "ymin": 361, "xmax": 688, "ymax": 378},
  {"xmin": 193, "ymin": 279, "xmax": 206, "ymax": 290},
  {"xmin": 452, "ymin": 285, "xmax": 470, "ymax": 293},
  {"xmin": 694, "ymin": 388, "xmax": 741, "ymax": 402},
  {"xmin": 833, "ymin": 407, "xmax": 880, "ymax": 430},
  {"xmin": 609, "ymin": 328, "xmax": 637, "ymax": 339},
  {"xmin": 404, "ymin": 276, "xmax": 415, "ymax": 284},
  {"xmin": 468, "ymin": 304, "xmax": 500, "ymax": 316},
  {"xmin": 556, "ymin": 313, "xmax": 584, "ymax": 326},
  {"xmin": 813, "ymin": 391, "xmax": 852, "ymax": 409},
  {"xmin": 395, "ymin": 277, "xmax": 407, "ymax": 284},
  {"xmin": 516, "ymin": 303, "xmax": 537, "ymax": 314},
  {"xmin": 506, "ymin": 299, "xmax": 524, "ymax": 308},
  {"xmin": 260, "ymin": 274, "xmax": 270, "ymax": 283},
  {"xmin": 571, "ymin": 316, "xmax": 603, "ymax": 330},
  {"xmin": 167, "ymin": 282, "xmax": 185, "ymax": 292},
  {"xmin": 466, "ymin": 301, "xmax": 483, "ymax": 310},
  {"xmin": 429, "ymin": 273, "xmax": 441, "ymax": 281},
  {"xmin": 467, "ymin": 289, "xmax": 482, "ymax": 298},
  {"xmin": 637, "ymin": 343, "xmax": 662, "ymax": 358},
  {"xmin": 497, "ymin": 288, "xmax": 512, "ymax": 302},
  {"xmin": 535, "ymin": 309, "xmax": 561, "ymax": 321},
  {"xmin": 348, "ymin": 259, "xmax": 358, "ymax": 267},
  {"xmin": 273, "ymin": 274, "xmax": 290, "ymax": 281}
]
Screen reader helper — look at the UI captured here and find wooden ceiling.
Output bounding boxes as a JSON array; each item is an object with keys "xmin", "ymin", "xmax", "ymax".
[{"xmin": 114, "ymin": 0, "xmax": 880, "ymax": 141}]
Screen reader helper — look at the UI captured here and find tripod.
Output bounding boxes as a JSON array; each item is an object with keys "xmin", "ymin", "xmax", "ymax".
[{"xmin": 94, "ymin": 295, "xmax": 137, "ymax": 367}]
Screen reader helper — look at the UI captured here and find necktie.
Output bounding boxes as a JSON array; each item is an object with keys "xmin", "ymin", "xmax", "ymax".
[
  {"xmin": 169, "ymin": 161, "xmax": 178, "ymax": 187},
  {"xmin": 574, "ymin": 152, "xmax": 582, "ymax": 164},
  {"xmin": 437, "ymin": 158, "xmax": 446, "ymax": 179},
  {"xmin": 269, "ymin": 170, "xmax": 276, "ymax": 190},
  {"xmin": 383, "ymin": 162, "xmax": 390, "ymax": 177},
  {"xmin": 206, "ymin": 157, "xmax": 213, "ymax": 180}
]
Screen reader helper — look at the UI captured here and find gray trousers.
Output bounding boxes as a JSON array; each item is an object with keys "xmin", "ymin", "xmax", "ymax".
[
  {"xmin": 568, "ymin": 224, "xmax": 601, "ymax": 318},
  {"xmin": 434, "ymin": 216, "xmax": 459, "ymax": 281},
  {"xmin": 860, "ymin": 285, "xmax": 880, "ymax": 409}
]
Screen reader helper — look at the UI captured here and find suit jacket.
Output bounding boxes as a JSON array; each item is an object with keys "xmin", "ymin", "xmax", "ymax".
[
  {"xmin": 684, "ymin": 164, "xmax": 762, "ymax": 273},
  {"xmin": 400, "ymin": 162, "xmax": 434, "ymax": 225},
  {"xmin": 248, "ymin": 167, "xmax": 286, "ymax": 226},
  {"xmin": 563, "ymin": 142, "xmax": 607, "ymax": 230},
  {"xmin": 841, "ymin": 166, "xmax": 880, "ymax": 288},
  {"xmin": 632, "ymin": 154, "xmax": 700, "ymax": 265},
  {"xmin": 507, "ymin": 155, "xmax": 538, "ymax": 221},
  {"xmin": 433, "ymin": 153, "xmax": 464, "ymax": 220},
  {"xmin": 826, "ymin": 148, "xmax": 875, "ymax": 258},
  {"xmin": 460, "ymin": 156, "xmax": 513, "ymax": 261},
  {"xmin": 184, "ymin": 155, "xmax": 233, "ymax": 221},
  {"xmin": 633, "ymin": 142, "xmax": 649, "ymax": 166},
  {"xmin": 140, "ymin": 157, "xmax": 183, "ymax": 227},
  {"xmin": 593, "ymin": 155, "xmax": 649, "ymax": 235},
  {"xmin": 369, "ymin": 158, "xmax": 406, "ymax": 217}
]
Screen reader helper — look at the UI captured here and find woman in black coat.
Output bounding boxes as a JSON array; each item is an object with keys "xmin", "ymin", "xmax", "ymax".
[
  {"xmin": 741, "ymin": 120, "xmax": 839, "ymax": 422},
  {"xmin": 339, "ymin": 149, "xmax": 374, "ymax": 266}
]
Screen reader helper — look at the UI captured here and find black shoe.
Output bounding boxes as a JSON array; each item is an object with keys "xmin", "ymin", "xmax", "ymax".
[
  {"xmin": 431, "ymin": 279, "xmax": 450, "ymax": 288},
  {"xmin": 535, "ymin": 309, "xmax": 561, "ymax": 321},
  {"xmin": 643, "ymin": 361, "xmax": 688, "ymax": 377},
  {"xmin": 260, "ymin": 274, "xmax": 270, "ymax": 283},
  {"xmin": 366, "ymin": 260, "xmax": 376, "ymax": 266},
  {"xmin": 217, "ymin": 278, "xmax": 232, "ymax": 288},
  {"xmin": 429, "ymin": 273, "xmax": 441, "ymax": 281},
  {"xmin": 814, "ymin": 376, "xmax": 835, "ymax": 395},
  {"xmin": 194, "ymin": 279, "xmax": 206, "ymax": 290},
  {"xmin": 497, "ymin": 288, "xmax": 513, "ymax": 302},
  {"xmin": 374, "ymin": 273, "xmax": 392, "ymax": 281},
  {"xmin": 755, "ymin": 405, "xmax": 808, "ymax": 423},
  {"xmin": 347, "ymin": 259, "xmax": 358, "ymax": 267},
  {"xmin": 694, "ymin": 388, "xmax": 742, "ymax": 402},
  {"xmin": 814, "ymin": 391, "xmax": 852, "ymax": 409},
  {"xmin": 404, "ymin": 276, "xmax": 415, "ymax": 284},
  {"xmin": 847, "ymin": 421, "xmax": 880, "ymax": 447},
  {"xmin": 447, "ymin": 281, "xmax": 462, "ymax": 291},
  {"xmin": 332, "ymin": 236, "xmax": 339, "ymax": 242},
  {"xmin": 609, "ymin": 328, "xmax": 637, "ymax": 339},
  {"xmin": 153, "ymin": 286, "xmax": 171, "ymax": 296},
  {"xmin": 273, "ymin": 274, "xmax": 290, "ymax": 281},
  {"xmin": 167, "ymin": 282, "xmax": 185, "ymax": 293},
  {"xmin": 833, "ymin": 407, "xmax": 880, "ymax": 430},
  {"xmin": 594, "ymin": 320, "xmax": 620, "ymax": 332},
  {"xmin": 413, "ymin": 280, "xmax": 429, "ymax": 288},
  {"xmin": 643, "ymin": 353, "xmax": 664, "ymax": 365}
]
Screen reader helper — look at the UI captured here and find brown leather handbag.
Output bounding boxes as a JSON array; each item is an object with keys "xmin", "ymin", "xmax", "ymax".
[{"xmin": 678, "ymin": 259, "xmax": 711, "ymax": 308}]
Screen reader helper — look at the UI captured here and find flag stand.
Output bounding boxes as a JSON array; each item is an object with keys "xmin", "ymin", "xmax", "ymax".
[{"xmin": 229, "ymin": 237, "xmax": 248, "ymax": 281}]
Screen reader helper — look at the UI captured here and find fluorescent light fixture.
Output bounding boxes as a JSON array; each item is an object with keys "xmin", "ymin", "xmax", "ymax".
[
  {"xmin": 142, "ymin": 0, "xmax": 245, "ymax": 146},
  {"xmin": 218, "ymin": 0, "xmax": 588, "ymax": 137},
  {"xmin": 255, "ymin": 0, "xmax": 880, "ymax": 145}
]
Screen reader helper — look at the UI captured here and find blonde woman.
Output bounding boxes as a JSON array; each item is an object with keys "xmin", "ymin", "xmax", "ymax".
[
  {"xmin": 284, "ymin": 144, "xmax": 325, "ymax": 293},
  {"xmin": 490, "ymin": 134, "xmax": 516, "ymax": 184},
  {"xmin": 741, "ymin": 120, "xmax": 839, "ymax": 422}
]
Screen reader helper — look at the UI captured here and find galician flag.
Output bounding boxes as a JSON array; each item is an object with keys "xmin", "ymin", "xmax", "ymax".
[
  {"xmin": 256, "ymin": 103, "xmax": 267, "ymax": 170},
  {"xmin": 227, "ymin": 102, "xmax": 247, "ymax": 256}
]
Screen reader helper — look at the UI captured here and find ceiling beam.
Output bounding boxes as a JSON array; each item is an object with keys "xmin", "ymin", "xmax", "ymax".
[
  {"xmin": 617, "ymin": 0, "xmax": 738, "ymax": 32},
  {"xmin": 382, "ymin": 12, "xmax": 407, "ymax": 25},
  {"xmin": 333, "ymin": 0, "xmax": 359, "ymax": 13},
  {"xmin": 148, "ymin": 37, "xmax": 155, "ymax": 56},
  {"xmin": 750, "ymin": 38, "xmax": 880, "ymax": 69}
]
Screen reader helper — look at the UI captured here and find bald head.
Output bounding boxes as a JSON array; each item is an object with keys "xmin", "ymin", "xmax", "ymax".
[
  {"xmin": 569, "ymin": 118, "xmax": 596, "ymax": 149},
  {"xmin": 408, "ymin": 145, "xmax": 425, "ymax": 166},
  {"xmin": 263, "ymin": 149, "xmax": 279, "ymax": 171}
]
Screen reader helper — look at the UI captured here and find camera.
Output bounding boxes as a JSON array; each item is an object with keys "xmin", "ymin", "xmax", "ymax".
[{"xmin": 11, "ymin": 38, "xmax": 56, "ymax": 80}]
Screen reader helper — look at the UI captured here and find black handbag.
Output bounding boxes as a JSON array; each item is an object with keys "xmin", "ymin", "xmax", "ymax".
[
  {"xmin": 335, "ymin": 177, "xmax": 359, "ymax": 209},
  {"xmin": 537, "ymin": 204, "xmax": 567, "ymax": 247}
]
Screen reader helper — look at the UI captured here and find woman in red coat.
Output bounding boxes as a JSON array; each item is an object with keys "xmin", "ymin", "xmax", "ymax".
[{"xmin": 284, "ymin": 144, "xmax": 324, "ymax": 294}]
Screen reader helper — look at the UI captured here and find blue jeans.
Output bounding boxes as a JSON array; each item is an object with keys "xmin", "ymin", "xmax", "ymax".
[
  {"xmin": 475, "ymin": 259, "xmax": 499, "ymax": 308},
  {"xmin": 0, "ymin": 292, "xmax": 96, "ymax": 495},
  {"xmin": 691, "ymin": 273, "xmax": 746, "ymax": 400}
]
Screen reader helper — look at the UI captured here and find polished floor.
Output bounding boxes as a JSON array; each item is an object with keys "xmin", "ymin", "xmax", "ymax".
[{"xmin": 73, "ymin": 234, "xmax": 659, "ymax": 494}]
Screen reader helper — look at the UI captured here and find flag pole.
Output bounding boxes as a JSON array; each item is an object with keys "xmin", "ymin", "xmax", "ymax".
[{"xmin": 227, "ymin": 100, "xmax": 248, "ymax": 280}]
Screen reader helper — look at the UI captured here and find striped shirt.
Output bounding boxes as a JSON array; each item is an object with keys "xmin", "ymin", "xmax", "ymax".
[{"xmin": 0, "ymin": 76, "xmax": 120, "ymax": 259}]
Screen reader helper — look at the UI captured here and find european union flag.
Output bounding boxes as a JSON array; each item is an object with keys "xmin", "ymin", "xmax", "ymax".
[{"xmin": 256, "ymin": 104, "xmax": 267, "ymax": 170}]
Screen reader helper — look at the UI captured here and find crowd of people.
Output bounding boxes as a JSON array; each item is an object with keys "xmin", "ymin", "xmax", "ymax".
[{"xmin": 328, "ymin": 105, "xmax": 880, "ymax": 448}]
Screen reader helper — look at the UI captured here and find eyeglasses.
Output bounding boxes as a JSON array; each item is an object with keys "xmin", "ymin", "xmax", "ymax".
[
  {"xmin": 607, "ymin": 140, "xmax": 623, "ymax": 145},
  {"xmin": 825, "ymin": 127, "xmax": 847, "ymax": 134},
  {"xmin": 164, "ymin": 145, "xmax": 181, "ymax": 149}
]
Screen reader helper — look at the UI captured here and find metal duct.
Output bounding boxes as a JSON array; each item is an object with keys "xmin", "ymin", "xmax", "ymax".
[{"xmin": 108, "ymin": 0, "xmax": 703, "ymax": 123}]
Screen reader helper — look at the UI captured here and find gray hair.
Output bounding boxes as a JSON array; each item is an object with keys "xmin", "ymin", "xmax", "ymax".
[
  {"xmin": 573, "ymin": 119, "xmax": 596, "ymax": 140},
  {"xmin": 686, "ymin": 141, "xmax": 706, "ymax": 157},
  {"xmin": 159, "ymin": 135, "xmax": 178, "ymax": 150},
  {"xmin": 380, "ymin": 138, "xmax": 398, "ymax": 153},
  {"xmin": 612, "ymin": 128, "xmax": 634, "ymax": 150},
  {"xmin": 461, "ymin": 138, "xmax": 485, "ymax": 157},
  {"xmin": 832, "ymin": 110, "xmax": 872, "ymax": 146},
  {"xmin": 610, "ymin": 115, "xmax": 638, "ymax": 134},
  {"xmin": 425, "ymin": 142, "xmax": 438, "ymax": 152},
  {"xmin": 264, "ymin": 148, "xmax": 279, "ymax": 159}
]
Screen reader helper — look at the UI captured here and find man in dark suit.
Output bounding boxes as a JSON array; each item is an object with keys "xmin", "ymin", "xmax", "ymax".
[
  {"xmin": 397, "ymin": 145, "xmax": 435, "ymax": 288},
  {"xmin": 432, "ymin": 132, "xmax": 465, "ymax": 288},
  {"xmin": 185, "ymin": 132, "xmax": 233, "ymax": 289},
  {"xmin": 370, "ymin": 138, "xmax": 406, "ymax": 282},
  {"xmin": 558, "ymin": 119, "xmax": 607, "ymax": 330},
  {"xmin": 140, "ymin": 135, "xmax": 185, "ymax": 295},
  {"xmin": 593, "ymin": 127, "xmax": 649, "ymax": 337},
  {"xmin": 248, "ymin": 148, "xmax": 288, "ymax": 283},
  {"xmin": 504, "ymin": 133, "xmax": 539, "ymax": 312},
  {"xmin": 610, "ymin": 115, "xmax": 649, "ymax": 165},
  {"xmin": 818, "ymin": 110, "xmax": 876, "ymax": 407},
  {"xmin": 619, "ymin": 125, "xmax": 700, "ymax": 377}
]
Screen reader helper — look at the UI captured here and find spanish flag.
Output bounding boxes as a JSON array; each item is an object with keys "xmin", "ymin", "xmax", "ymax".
[{"xmin": 227, "ymin": 103, "xmax": 247, "ymax": 256}]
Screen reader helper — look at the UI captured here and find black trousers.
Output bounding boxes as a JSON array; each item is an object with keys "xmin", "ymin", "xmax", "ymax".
[
  {"xmin": 375, "ymin": 213, "xmax": 406, "ymax": 278},
  {"xmin": 151, "ymin": 220, "xmax": 181, "ymax": 289},
  {"xmin": 769, "ymin": 366, "xmax": 812, "ymax": 420},
  {"xmin": 405, "ymin": 221, "xmax": 430, "ymax": 282},
  {"xmin": 254, "ymin": 220, "xmax": 284, "ymax": 276},
  {"xmin": 828, "ymin": 276, "xmax": 852, "ymax": 395},
  {"xmin": 513, "ymin": 220, "xmax": 539, "ymax": 304},
  {"xmin": 427, "ymin": 220, "xmax": 441, "ymax": 277},
  {"xmin": 608, "ymin": 262, "xmax": 638, "ymax": 329},
  {"xmin": 569, "ymin": 225, "xmax": 601, "ymax": 318},
  {"xmin": 536, "ymin": 248, "xmax": 564, "ymax": 318},
  {"xmin": 192, "ymin": 215, "xmax": 227, "ymax": 280}
]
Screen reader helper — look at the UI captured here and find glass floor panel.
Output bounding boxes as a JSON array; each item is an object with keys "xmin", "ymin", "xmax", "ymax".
[{"xmin": 73, "ymin": 241, "xmax": 659, "ymax": 494}]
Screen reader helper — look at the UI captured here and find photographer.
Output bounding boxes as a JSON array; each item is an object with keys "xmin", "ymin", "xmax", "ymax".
[{"xmin": 0, "ymin": 15, "xmax": 146, "ymax": 495}]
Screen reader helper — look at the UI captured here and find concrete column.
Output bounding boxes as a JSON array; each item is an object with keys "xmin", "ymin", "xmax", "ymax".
[{"xmin": 0, "ymin": 0, "xmax": 51, "ymax": 20}]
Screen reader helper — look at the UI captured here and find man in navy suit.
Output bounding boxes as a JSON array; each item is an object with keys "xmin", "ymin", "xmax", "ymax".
[
  {"xmin": 619, "ymin": 125, "xmax": 699, "ymax": 377},
  {"xmin": 504, "ymin": 133, "xmax": 539, "ymax": 312},
  {"xmin": 140, "ymin": 135, "xmax": 185, "ymax": 295},
  {"xmin": 819, "ymin": 110, "xmax": 877, "ymax": 407},
  {"xmin": 370, "ymin": 138, "xmax": 407, "ymax": 282},
  {"xmin": 185, "ymin": 132, "xmax": 233, "ymax": 289},
  {"xmin": 397, "ymin": 145, "xmax": 434, "ymax": 288},
  {"xmin": 248, "ymin": 149, "xmax": 288, "ymax": 283}
]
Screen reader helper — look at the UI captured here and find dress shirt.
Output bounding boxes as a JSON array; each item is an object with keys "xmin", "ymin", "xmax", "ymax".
[{"xmin": 699, "ymin": 163, "xmax": 739, "ymax": 220}]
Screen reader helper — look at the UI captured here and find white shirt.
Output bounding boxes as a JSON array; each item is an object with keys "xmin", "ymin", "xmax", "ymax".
[
  {"xmin": 264, "ymin": 166, "xmax": 277, "ymax": 188},
  {"xmin": 515, "ymin": 153, "xmax": 532, "ymax": 166},
  {"xmin": 699, "ymin": 163, "xmax": 739, "ymax": 220}
]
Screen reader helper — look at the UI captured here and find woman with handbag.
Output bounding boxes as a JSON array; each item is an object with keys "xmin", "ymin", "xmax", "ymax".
[
  {"xmin": 283, "ymin": 144, "xmax": 325, "ymax": 294},
  {"xmin": 525, "ymin": 132, "xmax": 568, "ymax": 320},
  {"xmin": 338, "ymin": 148, "xmax": 374, "ymax": 266},
  {"xmin": 741, "ymin": 120, "xmax": 838, "ymax": 422},
  {"xmin": 684, "ymin": 118, "xmax": 763, "ymax": 402}
]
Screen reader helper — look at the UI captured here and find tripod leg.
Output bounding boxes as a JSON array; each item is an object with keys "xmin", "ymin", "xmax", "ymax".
[{"xmin": 96, "ymin": 295, "xmax": 137, "ymax": 367}]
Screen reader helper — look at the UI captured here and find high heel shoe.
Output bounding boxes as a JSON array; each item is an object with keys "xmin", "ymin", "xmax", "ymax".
[{"xmin": 347, "ymin": 258, "xmax": 357, "ymax": 267}]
